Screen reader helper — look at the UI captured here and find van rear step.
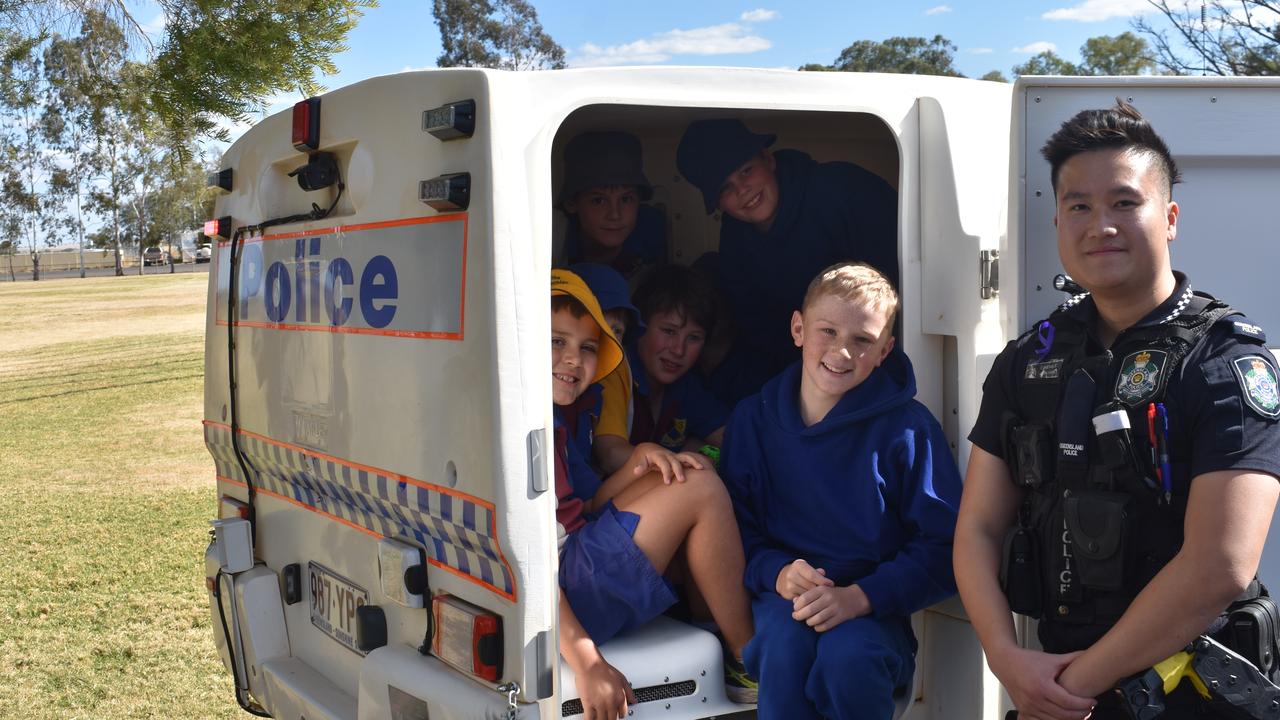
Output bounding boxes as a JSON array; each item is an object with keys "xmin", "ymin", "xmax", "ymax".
[{"xmin": 560, "ymin": 616, "xmax": 746, "ymax": 719}]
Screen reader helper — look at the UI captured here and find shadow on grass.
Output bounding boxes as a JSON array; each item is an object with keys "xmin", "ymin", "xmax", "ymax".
[{"xmin": 0, "ymin": 373, "xmax": 205, "ymax": 406}]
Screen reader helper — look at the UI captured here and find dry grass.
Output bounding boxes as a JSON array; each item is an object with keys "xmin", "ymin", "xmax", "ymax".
[{"xmin": 0, "ymin": 273, "xmax": 241, "ymax": 718}]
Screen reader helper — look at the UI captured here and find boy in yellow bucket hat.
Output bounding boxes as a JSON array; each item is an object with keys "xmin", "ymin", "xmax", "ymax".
[{"xmin": 550, "ymin": 269, "xmax": 758, "ymax": 717}]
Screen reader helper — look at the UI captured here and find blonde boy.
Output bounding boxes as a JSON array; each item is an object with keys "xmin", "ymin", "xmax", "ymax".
[
  {"xmin": 720, "ymin": 262, "xmax": 961, "ymax": 720},
  {"xmin": 549, "ymin": 269, "xmax": 756, "ymax": 718}
]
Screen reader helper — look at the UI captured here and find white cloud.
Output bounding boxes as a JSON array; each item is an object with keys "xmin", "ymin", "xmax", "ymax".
[
  {"xmin": 140, "ymin": 12, "xmax": 166, "ymax": 40},
  {"xmin": 925, "ymin": 5, "xmax": 952, "ymax": 15},
  {"xmin": 968, "ymin": 47, "xmax": 994, "ymax": 55},
  {"xmin": 571, "ymin": 22, "xmax": 772, "ymax": 67},
  {"xmin": 740, "ymin": 8, "xmax": 778, "ymax": 22},
  {"xmin": 1043, "ymin": 0, "xmax": 1154, "ymax": 22},
  {"xmin": 1013, "ymin": 41, "xmax": 1058, "ymax": 54}
]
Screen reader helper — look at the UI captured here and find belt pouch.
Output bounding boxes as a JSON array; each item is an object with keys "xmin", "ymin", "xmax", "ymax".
[
  {"xmin": 1219, "ymin": 595, "xmax": 1280, "ymax": 677},
  {"xmin": 1064, "ymin": 491, "xmax": 1128, "ymax": 591},
  {"xmin": 1001, "ymin": 526, "xmax": 1042, "ymax": 617}
]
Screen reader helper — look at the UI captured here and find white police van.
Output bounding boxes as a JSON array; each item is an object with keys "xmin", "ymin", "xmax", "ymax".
[{"xmin": 201, "ymin": 68, "xmax": 1280, "ymax": 719}]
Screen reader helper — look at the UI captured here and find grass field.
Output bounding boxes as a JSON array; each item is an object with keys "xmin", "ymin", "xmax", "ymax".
[{"xmin": 0, "ymin": 273, "xmax": 241, "ymax": 718}]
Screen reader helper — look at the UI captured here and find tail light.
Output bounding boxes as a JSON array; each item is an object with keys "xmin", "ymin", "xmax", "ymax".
[
  {"xmin": 292, "ymin": 97, "xmax": 321, "ymax": 151},
  {"xmin": 431, "ymin": 594, "xmax": 503, "ymax": 681}
]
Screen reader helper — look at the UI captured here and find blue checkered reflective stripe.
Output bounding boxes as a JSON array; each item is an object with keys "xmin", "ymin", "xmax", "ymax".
[{"xmin": 204, "ymin": 422, "xmax": 516, "ymax": 600}]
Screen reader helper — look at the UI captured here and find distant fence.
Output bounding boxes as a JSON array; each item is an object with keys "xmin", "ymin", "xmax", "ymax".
[{"xmin": 3, "ymin": 250, "xmax": 141, "ymax": 273}]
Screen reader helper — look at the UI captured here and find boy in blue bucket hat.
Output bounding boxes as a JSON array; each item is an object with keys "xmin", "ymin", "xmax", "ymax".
[
  {"xmin": 570, "ymin": 262, "xmax": 645, "ymax": 475},
  {"xmin": 676, "ymin": 118, "xmax": 899, "ymax": 404},
  {"xmin": 558, "ymin": 132, "xmax": 667, "ymax": 281}
]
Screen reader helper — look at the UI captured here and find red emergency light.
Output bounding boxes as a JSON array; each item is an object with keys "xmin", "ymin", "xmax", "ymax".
[
  {"xmin": 292, "ymin": 97, "xmax": 321, "ymax": 152},
  {"xmin": 204, "ymin": 216, "xmax": 232, "ymax": 240}
]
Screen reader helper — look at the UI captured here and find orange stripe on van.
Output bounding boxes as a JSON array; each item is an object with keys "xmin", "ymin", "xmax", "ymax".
[{"xmin": 219, "ymin": 475, "xmax": 383, "ymax": 539}]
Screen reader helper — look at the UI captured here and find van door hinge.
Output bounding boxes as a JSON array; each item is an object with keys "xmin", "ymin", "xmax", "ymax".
[{"xmin": 980, "ymin": 250, "xmax": 1000, "ymax": 299}]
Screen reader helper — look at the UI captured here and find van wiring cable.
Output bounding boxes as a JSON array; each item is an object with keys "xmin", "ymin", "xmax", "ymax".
[
  {"xmin": 225, "ymin": 165, "xmax": 347, "ymax": 548},
  {"xmin": 218, "ymin": 166, "xmax": 347, "ymax": 716},
  {"xmin": 213, "ymin": 569, "xmax": 272, "ymax": 718}
]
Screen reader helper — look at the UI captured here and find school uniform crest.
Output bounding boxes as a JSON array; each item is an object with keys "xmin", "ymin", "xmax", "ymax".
[
  {"xmin": 1115, "ymin": 350, "xmax": 1167, "ymax": 406},
  {"xmin": 660, "ymin": 418, "xmax": 688, "ymax": 449},
  {"xmin": 1233, "ymin": 355, "xmax": 1280, "ymax": 419}
]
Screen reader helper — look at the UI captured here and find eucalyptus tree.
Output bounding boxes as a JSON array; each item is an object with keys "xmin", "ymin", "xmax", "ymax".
[
  {"xmin": 433, "ymin": 0, "xmax": 566, "ymax": 70},
  {"xmin": 0, "ymin": 38, "xmax": 50, "ymax": 280},
  {"xmin": 42, "ymin": 15, "xmax": 106, "ymax": 278}
]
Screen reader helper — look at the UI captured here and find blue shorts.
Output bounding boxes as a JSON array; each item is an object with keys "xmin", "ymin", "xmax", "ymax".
[{"xmin": 559, "ymin": 502, "xmax": 677, "ymax": 644}]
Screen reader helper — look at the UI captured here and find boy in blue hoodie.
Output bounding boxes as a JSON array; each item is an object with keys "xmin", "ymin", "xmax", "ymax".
[{"xmin": 721, "ymin": 262, "xmax": 961, "ymax": 720}]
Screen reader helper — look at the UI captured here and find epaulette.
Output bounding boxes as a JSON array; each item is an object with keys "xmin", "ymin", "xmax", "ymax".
[{"xmin": 1224, "ymin": 317, "xmax": 1268, "ymax": 344}]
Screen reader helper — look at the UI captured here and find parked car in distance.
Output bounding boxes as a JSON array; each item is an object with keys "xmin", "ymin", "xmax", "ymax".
[
  {"xmin": 142, "ymin": 246, "xmax": 168, "ymax": 266},
  {"xmin": 195, "ymin": 245, "xmax": 212, "ymax": 263}
]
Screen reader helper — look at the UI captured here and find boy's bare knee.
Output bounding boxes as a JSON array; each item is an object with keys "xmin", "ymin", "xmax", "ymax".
[{"xmin": 677, "ymin": 467, "xmax": 730, "ymax": 503}]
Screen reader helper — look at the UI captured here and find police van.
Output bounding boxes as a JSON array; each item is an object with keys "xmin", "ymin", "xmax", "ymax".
[{"xmin": 201, "ymin": 68, "xmax": 1280, "ymax": 719}]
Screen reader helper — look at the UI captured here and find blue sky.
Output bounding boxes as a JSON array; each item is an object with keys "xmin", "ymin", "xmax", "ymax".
[
  {"xmin": 331, "ymin": 0, "xmax": 1153, "ymax": 79},
  {"xmin": 128, "ymin": 0, "xmax": 1165, "ymax": 138}
]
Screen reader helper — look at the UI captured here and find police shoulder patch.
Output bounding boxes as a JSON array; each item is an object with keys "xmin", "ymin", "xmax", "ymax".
[
  {"xmin": 1232, "ymin": 355, "xmax": 1280, "ymax": 419},
  {"xmin": 1115, "ymin": 349, "xmax": 1168, "ymax": 406}
]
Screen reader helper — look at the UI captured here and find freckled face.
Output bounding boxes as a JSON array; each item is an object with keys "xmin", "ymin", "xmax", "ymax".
[
  {"xmin": 791, "ymin": 295, "xmax": 894, "ymax": 404},
  {"xmin": 565, "ymin": 186, "xmax": 640, "ymax": 251},
  {"xmin": 636, "ymin": 309, "xmax": 706, "ymax": 389},
  {"xmin": 551, "ymin": 308, "xmax": 601, "ymax": 406},
  {"xmin": 716, "ymin": 151, "xmax": 780, "ymax": 231},
  {"xmin": 1054, "ymin": 148, "xmax": 1177, "ymax": 297}
]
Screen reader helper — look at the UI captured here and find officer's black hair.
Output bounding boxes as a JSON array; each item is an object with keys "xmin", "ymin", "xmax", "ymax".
[
  {"xmin": 633, "ymin": 264, "xmax": 719, "ymax": 340},
  {"xmin": 1041, "ymin": 99, "xmax": 1181, "ymax": 197}
]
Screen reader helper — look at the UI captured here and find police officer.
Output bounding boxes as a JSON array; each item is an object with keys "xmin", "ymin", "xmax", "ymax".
[{"xmin": 954, "ymin": 101, "xmax": 1280, "ymax": 720}]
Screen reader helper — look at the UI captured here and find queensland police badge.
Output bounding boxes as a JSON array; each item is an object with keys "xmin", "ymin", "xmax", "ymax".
[
  {"xmin": 1116, "ymin": 350, "xmax": 1167, "ymax": 406},
  {"xmin": 1233, "ymin": 355, "xmax": 1280, "ymax": 419}
]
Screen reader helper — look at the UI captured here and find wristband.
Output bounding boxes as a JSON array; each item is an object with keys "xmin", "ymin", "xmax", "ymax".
[{"xmin": 698, "ymin": 444, "xmax": 720, "ymax": 469}]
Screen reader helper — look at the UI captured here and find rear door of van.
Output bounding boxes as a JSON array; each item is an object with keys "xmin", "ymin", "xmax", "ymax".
[{"xmin": 205, "ymin": 69, "xmax": 561, "ymax": 719}]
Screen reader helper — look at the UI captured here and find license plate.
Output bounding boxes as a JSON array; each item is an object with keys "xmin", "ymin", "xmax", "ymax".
[{"xmin": 309, "ymin": 562, "xmax": 369, "ymax": 654}]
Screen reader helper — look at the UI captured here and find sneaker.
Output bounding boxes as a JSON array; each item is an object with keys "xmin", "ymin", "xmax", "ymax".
[{"xmin": 723, "ymin": 654, "xmax": 758, "ymax": 704}]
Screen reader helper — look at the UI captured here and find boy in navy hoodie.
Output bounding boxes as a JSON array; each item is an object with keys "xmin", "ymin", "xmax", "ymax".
[
  {"xmin": 721, "ymin": 262, "xmax": 961, "ymax": 720},
  {"xmin": 550, "ymin": 269, "xmax": 757, "ymax": 718},
  {"xmin": 677, "ymin": 119, "xmax": 899, "ymax": 404}
]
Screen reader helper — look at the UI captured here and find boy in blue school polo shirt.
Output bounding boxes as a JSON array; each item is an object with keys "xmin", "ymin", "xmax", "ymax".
[
  {"xmin": 550, "ymin": 269, "xmax": 757, "ymax": 718},
  {"xmin": 721, "ymin": 263, "xmax": 960, "ymax": 720},
  {"xmin": 629, "ymin": 264, "xmax": 730, "ymax": 453}
]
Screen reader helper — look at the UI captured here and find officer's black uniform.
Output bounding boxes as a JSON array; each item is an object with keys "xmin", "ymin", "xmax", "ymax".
[{"xmin": 969, "ymin": 272, "xmax": 1280, "ymax": 718}]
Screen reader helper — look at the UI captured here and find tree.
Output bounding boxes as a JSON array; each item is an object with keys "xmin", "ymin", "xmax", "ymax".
[
  {"xmin": 980, "ymin": 70, "xmax": 1009, "ymax": 82},
  {"xmin": 817, "ymin": 35, "xmax": 965, "ymax": 76},
  {"xmin": 0, "ymin": 38, "xmax": 52, "ymax": 280},
  {"xmin": 1012, "ymin": 33, "xmax": 1155, "ymax": 77},
  {"xmin": 433, "ymin": 0, "xmax": 565, "ymax": 70},
  {"xmin": 43, "ymin": 16, "xmax": 104, "ymax": 278},
  {"xmin": 1012, "ymin": 50, "xmax": 1081, "ymax": 77},
  {"xmin": 1080, "ymin": 32, "xmax": 1155, "ymax": 75},
  {"xmin": 1136, "ymin": 0, "xmax": 1280, "ymax": 76},
  {"xmin": 4, "ymin": 1, "xmax": 377, "ymax": 148}
]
